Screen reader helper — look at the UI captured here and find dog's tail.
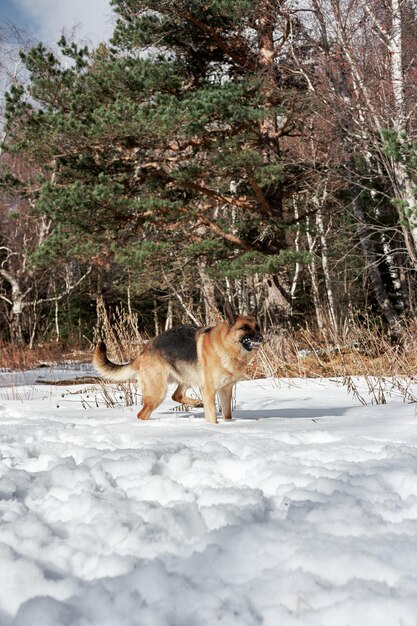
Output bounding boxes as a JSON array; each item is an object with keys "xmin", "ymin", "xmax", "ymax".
[{"xmin": 93, "ymin": 342, "xmax": 139, "ymax": 382}]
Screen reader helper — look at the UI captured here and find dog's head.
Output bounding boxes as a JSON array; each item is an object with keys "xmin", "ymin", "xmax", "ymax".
[{"xmin": 231, "ymin": 315, "xmax": 264, "ymax": 352}]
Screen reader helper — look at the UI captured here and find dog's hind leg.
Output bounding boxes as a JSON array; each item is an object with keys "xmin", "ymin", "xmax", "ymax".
[
  {"xmin": 137, "ymin": 398, "xmax": 162, "ymax": 421},
  {"xmin": 137, "ymin": 369, "xmax": 167, "ymax": 421},
  {"xmin": 171, "ymin": 384, "xmax": 203, "ymax": 407}
]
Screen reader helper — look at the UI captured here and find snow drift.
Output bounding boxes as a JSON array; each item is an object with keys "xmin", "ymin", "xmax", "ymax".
[{"xmin": 0, "ymin": 371, "xmax": 417, "ymax": 625}]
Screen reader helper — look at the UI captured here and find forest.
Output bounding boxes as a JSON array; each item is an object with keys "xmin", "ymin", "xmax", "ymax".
[{"xmin": 0, "ymin": 0, "xmax": 416, "ymax": 367}]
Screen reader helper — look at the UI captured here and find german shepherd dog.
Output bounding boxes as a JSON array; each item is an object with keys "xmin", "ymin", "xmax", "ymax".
[{"xmin": 93, "ymin": 315, "xmax": 263, "ymax": 424}]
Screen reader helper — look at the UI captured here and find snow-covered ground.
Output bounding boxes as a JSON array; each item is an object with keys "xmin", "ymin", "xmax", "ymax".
[{"xmin": 1, "ymin": 369, "xmax": 417, "ymax": 626}]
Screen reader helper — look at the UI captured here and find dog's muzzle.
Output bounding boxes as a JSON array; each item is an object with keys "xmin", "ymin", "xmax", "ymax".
[{"xmin": 241, "ymin": 333, "xmax": 264, "ymax": 352}]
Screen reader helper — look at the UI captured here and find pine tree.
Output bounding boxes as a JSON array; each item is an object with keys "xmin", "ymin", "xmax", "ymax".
[{"xmin": 3, "ymin": 1, "xmax": 314, "ymax": 326}]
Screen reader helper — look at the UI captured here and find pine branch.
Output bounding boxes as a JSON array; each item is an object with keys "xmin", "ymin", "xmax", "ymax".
[
  {"xmin": 195, "ymin": 214, "xmax": 253, "ymax": 251},
  {"xmin": 180, "ymin": 10, "xmax": 256, "ymax": 71}
]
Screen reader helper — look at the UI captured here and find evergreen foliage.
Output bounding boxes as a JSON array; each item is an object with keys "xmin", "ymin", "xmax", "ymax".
[
  {"xmin": 3, "ymin": 1, "xmax": 309, "ymax": 301},
  {"xmin": 1, "ymin": 0, "xmax": 416, "ymax": 343}
]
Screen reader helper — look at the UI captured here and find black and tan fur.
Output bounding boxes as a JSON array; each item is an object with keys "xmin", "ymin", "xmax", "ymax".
[{"xmin": 93, "ymin": 315, "xmax": 263, "ymax": 424}]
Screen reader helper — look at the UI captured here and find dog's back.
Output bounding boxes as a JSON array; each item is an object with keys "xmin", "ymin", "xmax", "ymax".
[{"xmin": 149, "ymin": 325, "xmax": 198, "ymax": 366}]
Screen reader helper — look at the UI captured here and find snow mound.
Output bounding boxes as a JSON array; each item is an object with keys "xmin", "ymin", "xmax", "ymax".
[{"xmin": 1, "ymin": 375, "xmax": 417, "ymax": 625}]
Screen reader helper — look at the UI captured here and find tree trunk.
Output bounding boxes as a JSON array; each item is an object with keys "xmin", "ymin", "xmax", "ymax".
[
  {"xmin": 263, "ymin": 274, "xmax": 291, "ymax": 327},
  {"xmin": 164, "ymin": 298, "xmax": 173, "ymax": 331},
  {"xmin": 153, "ymin": 299, "xmax": 160, "ymax": 335},
  {"xmin": 388, "ymin": 0, "xmax": 417, "ymax": 260},
  {"xmin": 315, "ymin": 210, "xmax": 339, "ymax": 337},
  {"xmin": 0, "ymin": 269, "xmax": 25, "ymax": 345},
  {"xmin": 197, "ymin": 258, "xmax": 219, "ymax": 325},
  {"xmin": 352, "ymin": 193, "xmax": 402, "ymax": 337},
  {"xmin": 9, "ymin": 306, "xmax": 25, "ymax": 345},
  {"xmin": 306, "ymin": 217, "xmax": 325, "ymax": 334}
]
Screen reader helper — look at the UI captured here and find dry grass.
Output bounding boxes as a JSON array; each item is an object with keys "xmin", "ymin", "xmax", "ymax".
[
  {"xmin": 252, "ymin": 319, "xmax": 417, "ymax": 379},
  {"xmin": 250, "ymin": 318, "xmax": 417, "ymax": 405},
  {"xmin": 89, "ymin": 298, "xmax": 145, "ymax": 407},
  {"xmin": 0, "ymin": 340, "xmax": 91, "ymax": 372},
  {"xmin": 93, "ymin": 296, "xmax": 145, "ymax": 362}
]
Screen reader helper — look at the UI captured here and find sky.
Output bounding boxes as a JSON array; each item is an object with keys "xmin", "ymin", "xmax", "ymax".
[{"xmin": 0, "ymin": 0, "xmax": 114, "ymax": 47}]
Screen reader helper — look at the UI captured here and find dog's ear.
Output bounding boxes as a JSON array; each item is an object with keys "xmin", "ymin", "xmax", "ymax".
[{"xmin": 223, "ymin": 301, "xmax": 235, "ymax": 325}]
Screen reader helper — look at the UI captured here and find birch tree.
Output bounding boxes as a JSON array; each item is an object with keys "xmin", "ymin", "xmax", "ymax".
[{"xmin": 290, "ymin": 0, "xmax": 411, "ymax": 331}]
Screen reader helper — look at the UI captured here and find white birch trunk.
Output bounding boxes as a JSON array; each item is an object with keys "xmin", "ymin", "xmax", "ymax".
[
  {"xmin": 315, "ymin": 210, "xmax": 338, "ymax": 336},
  {"xmin": 306, "ymin": 217, "xmax": 325, "ymax": 334},
  {"xmin": 290, "ymin": 201, "xmax": 301, "ymax": 306},
  {"xmin": 164, "ymin": 299, "xmax": 173, "ymax": 331},
  {"xmin": 388, "ymin": 0, "xmax": 417, "ymax": 256}
]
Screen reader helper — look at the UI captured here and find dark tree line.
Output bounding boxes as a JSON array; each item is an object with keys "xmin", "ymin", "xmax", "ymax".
[{"xmin": 1, "ymin": 0, "xmax": 416, "ymax": 345}]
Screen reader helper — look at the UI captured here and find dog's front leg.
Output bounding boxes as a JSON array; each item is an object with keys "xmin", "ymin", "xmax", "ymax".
[
  {"xmin": 202, "ymin": 384, "xmax": 218, "ymax": 424},
  {"xmin": 218, "ymin": 383, "xmax": 233, "ymax": 420}
]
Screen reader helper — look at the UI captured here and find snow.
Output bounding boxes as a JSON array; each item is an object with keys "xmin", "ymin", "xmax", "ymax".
[{"xmin": 1, "ymin": 370, "xmax": 417, "ymax": 626}]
